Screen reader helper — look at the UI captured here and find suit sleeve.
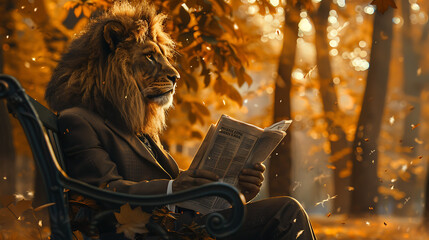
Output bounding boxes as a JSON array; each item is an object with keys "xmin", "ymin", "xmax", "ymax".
[{"xmin": 58, "ymin": 111, "xmax": 170, "ymax": 195}]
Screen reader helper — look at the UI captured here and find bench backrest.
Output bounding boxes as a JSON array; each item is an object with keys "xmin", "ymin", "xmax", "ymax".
[{"xmin": 29, "ymin": 97, "xmax": 66, "ymax": 170}]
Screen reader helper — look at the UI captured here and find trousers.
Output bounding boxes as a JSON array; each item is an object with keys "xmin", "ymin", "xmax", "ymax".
[{"xmin": 177, "ymin": 196, "xmax": 317, "ymax": 240}]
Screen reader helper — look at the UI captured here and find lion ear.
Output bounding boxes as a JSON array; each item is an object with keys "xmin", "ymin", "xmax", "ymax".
[{"xmin": 103, "ymin": 21, "xmax": 126, "ymax": 50}]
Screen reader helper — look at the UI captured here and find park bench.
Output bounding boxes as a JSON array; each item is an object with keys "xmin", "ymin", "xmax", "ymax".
[{"xmin": 0, "ymin": 74, "xmax": 245, "ymax": 240}]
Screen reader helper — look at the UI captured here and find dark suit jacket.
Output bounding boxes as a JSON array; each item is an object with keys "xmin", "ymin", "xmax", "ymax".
[{"xmin": 58, "ymin": 107, "xmax": 180, "ymax": 195}]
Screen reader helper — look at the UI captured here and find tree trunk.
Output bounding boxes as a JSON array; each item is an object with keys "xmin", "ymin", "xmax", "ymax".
[
  {"xmin": 269, "ymin": 3, "xmax": 300, "ymax": 197},
  {"xmin": 400, "ymin": 0, "xmax": 422, "ymax": 154},
  {"xmin": 0, "ymin": 0, "xmax": 16, "ymax": 196},
  {"xmin": 350, "ymin": 9, "xmax": 394, "ymax": 216},
  {"xmin": 313, "ymin": 0, "xmax": 351, "ymax": 214}
]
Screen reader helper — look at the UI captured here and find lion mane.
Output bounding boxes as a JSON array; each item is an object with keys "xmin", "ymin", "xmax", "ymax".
[{"xmin": 45, "ymin": 1, "xmax": 178, "ymax": 141}]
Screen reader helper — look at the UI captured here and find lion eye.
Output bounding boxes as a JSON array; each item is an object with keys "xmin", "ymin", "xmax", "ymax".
[{"xmin": 146, "ymin": 54, "xmax": 155, "ymax": 61}]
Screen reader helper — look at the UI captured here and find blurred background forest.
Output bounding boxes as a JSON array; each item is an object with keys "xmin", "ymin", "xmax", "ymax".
[{"xmin": 1, "ymin": 0, "xmax": 429, "ymax": 239}]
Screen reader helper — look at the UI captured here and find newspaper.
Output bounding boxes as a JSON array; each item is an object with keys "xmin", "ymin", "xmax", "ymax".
[{"xmin": 177, "ymin": 115, "xmax": 292, "ymax": 214}]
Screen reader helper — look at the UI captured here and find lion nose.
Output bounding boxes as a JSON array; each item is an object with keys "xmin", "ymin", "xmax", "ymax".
[{"xmin": 167, "ymin": 73, "xmax": 180, "ymax": 84}]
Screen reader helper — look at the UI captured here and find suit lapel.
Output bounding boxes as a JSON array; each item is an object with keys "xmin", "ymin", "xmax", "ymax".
[
  {"xmin": 146, "ymin": 136, "xmax": 180, "ymax": 178},
  {"xmin": 104, "ymin": 120, "xmax": 175, "ymax": 178}
]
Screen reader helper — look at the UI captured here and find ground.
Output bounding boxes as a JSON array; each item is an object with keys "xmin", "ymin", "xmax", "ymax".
[{"xmin": 312, "ymin": 215, "xmax": 429, "ymax": 240}]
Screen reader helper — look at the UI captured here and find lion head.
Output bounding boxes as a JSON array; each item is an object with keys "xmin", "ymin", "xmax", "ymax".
[{"xmin": 45, "ymin": 1, "xmax": 179, "ymax": 141}]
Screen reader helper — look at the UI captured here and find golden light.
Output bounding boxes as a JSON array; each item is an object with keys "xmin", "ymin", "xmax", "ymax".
[
  {"xmin": 299, "ymin": 18, "xmax": 312, "ymax": 33},
  {"xmin": 329, "ymin": 40, "xmax": 338, "ymax": 48},
  {"xmin": 248, "ymin": 5, "xmax": 258, "ymax": 15},
  {"xmin": 329, "ymin": 49, "xmax": 338, "ymax": 56},
  {"xmin": 358, "ymin": 40, "xmax": 367, "ymax": 48},
  {"xmin": 339, "ymin": 94, "xmax": 354, "ymax": 110},
  {"xmin": 333, "ymin": 77, "xmax": 340, "ymax": 85},
  {"xmin": 264, "ymin": 14, "xmax": 273, "ymax": 22},
  {"xmin": 364, "ymin": 6, "xmax": 375, "ymax": 15},
  {"xmin": 292, "ymin": 69, "xmax": 304, "ymax": 81},
  {"xmin": 411, "ymin": 3, "xmax": 420, "ymax": 11},
  {"xmin": 270, "ymin": 0, "xmax": 279, "ymax": 7},
  {"xmin": 328, "ymin": 16, "xmax": 337, "ymax": 24},
  {"xmin": 336, "ymin": 0, "xmax": 345, "ymax": 8},
  {"xmin": 359, "ymin": 51, "xmax": 367, "ymax": 58},
  {"xmin": 328, "ymin": 29, "xmax": 338, "ymax": 39}
]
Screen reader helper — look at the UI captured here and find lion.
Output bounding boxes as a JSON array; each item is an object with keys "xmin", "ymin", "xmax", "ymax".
[{"xmin": 45, "ymin": 1, "xmax": 179, "ymax": 142}]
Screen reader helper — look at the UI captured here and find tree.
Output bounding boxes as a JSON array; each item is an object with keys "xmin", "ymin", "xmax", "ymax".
[
  {"xmin": 349, "ymin": 8, "xmax": 394, "ymax": 215},
  {"xmin": 312, "ymin": 0, "xmax": 351, "ymax": 213},
  {"xmin": 0, "ymin": 0, "xmax": 16, "ymax": 196},
  {"xmin": 269, "ymin": 0, "xmax": 300, "ymax": 197},
  {"xmin": 400, "ymin": 0, "xmax": 424, "ymax": 155}
]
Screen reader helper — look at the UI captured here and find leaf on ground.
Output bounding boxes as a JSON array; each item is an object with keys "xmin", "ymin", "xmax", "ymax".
[
  {"xmin": 114, "ymin": 203, "xmax": 151, "ymax": 239},
  {"xmin": 370, "ymin": 0, "xmax": 397, "ymax": 14},
  {"xmin": 8, "ymin": 199, "xmax": 33, "ymax": 217}
]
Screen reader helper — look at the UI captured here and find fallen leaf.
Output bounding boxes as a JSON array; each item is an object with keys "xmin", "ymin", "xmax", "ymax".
[
  {"xmin": 8, "ymin": 200, "xmax": 32, "ymax": 217},
  {"xmin": 114, "ymin": 203, "xmax": 151, "ymax": 239},
  {"xmin": 296, "ymin": 229, "xmax": 304, "ymax": 239},
  {"xmin": 370, "ymin": 0, "xmax": 397, "ymax": 14}
]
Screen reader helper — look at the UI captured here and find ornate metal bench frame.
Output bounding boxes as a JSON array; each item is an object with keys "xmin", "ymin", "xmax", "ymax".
[{"xmin": 0, "ymin": 74, "xmax": 245, "ymax": 240}]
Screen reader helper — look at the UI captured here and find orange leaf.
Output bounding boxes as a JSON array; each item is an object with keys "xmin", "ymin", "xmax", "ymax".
[
  {"xmin": 82, "ymin": 6, "xmax": 92, "ymax": 18},
  {"xmin": 114, "ymin": 203, "xmax": 150, "ymax": 239},
  {"xmin": 370, "ymin": 0, "xmax": 397, "ymax": 14},
  {"xmin": 74, "ymin": 6, "xmax": 82, "ymax": 17}
]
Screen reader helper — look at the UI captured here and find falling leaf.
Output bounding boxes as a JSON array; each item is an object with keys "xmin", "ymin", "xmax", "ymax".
[
  {"xmin": 326, "ymin": 212, "xmax": 331, "ymax": 217},
  {"xmin": 415, "ymin": 138, "xmax": 423, "ymax": 144},
  {"xmin": 114, "ymin": 203, "xmax": 151, "ymax": 239},
  {"xmin": 34, "ymin": 202, "xmax": 56, "ymax": 212},
  {"xmin": 315, "ymin": 194, "xmax": 337, "ymax": 207},
  {"xmin": 380, "ymin": 31, "xmax": 389, "ymax": 40},
  {"xmin": 389, "ymin": 116, "xmax": 395, "ymax": 125},
  {"xmin": 296, "ymin": 230, "xmax": 304, "ymax": 239},
  {"xmin": 304, "ymin": 65, "xmax": 317, "ymax": 81},
  {"xmin": 370, "ymin": 0, "xmax": 397, "ymax": 14},
  {"xmin": 326, "ymin": 165, "xmax": 336, "ymax": 170},
  {"xmin": 347, "ymin": 186, "xmax": 355, "ymax": 191},
  {"xmin": 411, "ymin": 123, "xmax": 420, "ymax": 130},
  {"xmin": 384, "ymin": 222, "xmax": 387, "ymax": 226},
  {"xmin": 364, "ymin": 138, "xmax": 369, "ymax": 142},
  {"xmin": 74, "ymin": 6, "xmax": 82, "ymax": 17}
]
